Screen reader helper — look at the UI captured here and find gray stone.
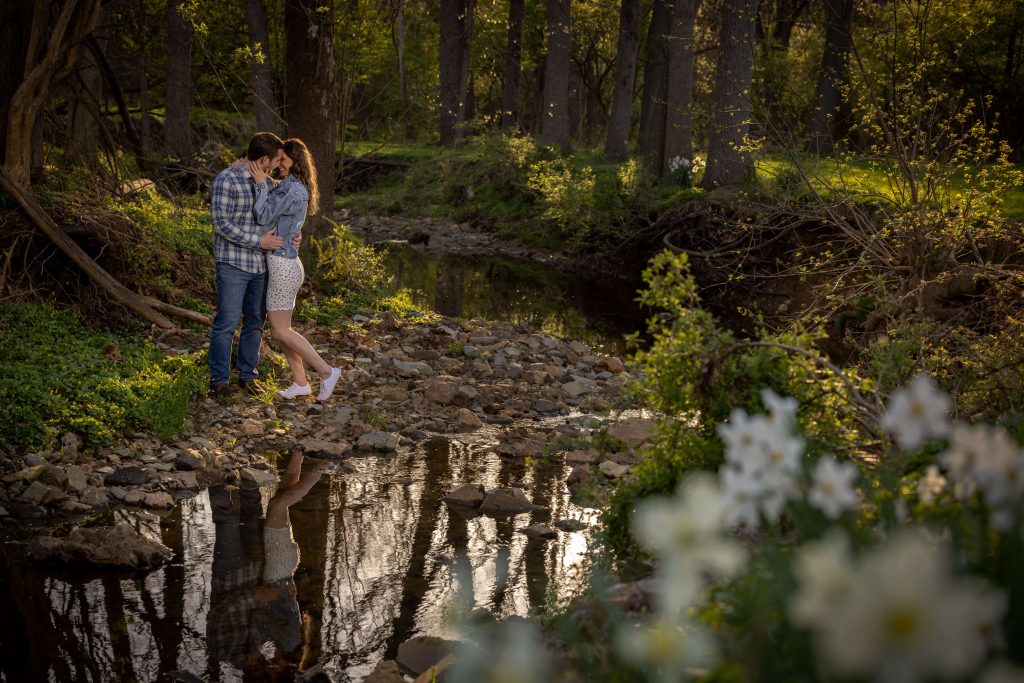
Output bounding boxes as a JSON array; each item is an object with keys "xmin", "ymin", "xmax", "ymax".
[
  {"xmin": 607, "ymin": 417, "xmax": 659, "ymax": 448},
  {"xmin": 424, "ymin": 379, "xmax": 459, "ymax": 405},
  {"xmin": 303, "ymin": 439, "xmax": 350, "ymax": 458},
  {"xmin": 172, "ymin": 451, "xmax": 203, "ymax": 471},
  {"xmin": 36, "ymin": 465, "xmax": 68, "ymax": 488},
  {"xmin": 479, "ymin": 487, "xmax": 536, "ymax": 514},
  {"xmin": 562, "ymin": 380, "xmax": 593, "ymax": 398},
  {"xmin": 80, "ymin": 486, "xmax": 110, "ymax": 507},
  {"xmin": 104, "ymin": 466, "xmax": 151, "ymax": 486},
  {"xmin": 495, "ymin": 431, "xmax": 545, "ymax": 458},
  {"xmin": 567, "ymin": 464, "xmax": 593, "ymax": 486},
  {"xmin": 378, "ymin": 385, "xmax": 410, "ymax": 402},
  {"xmin": 143, "ymin": 492, "xmax": 174, "ymax": 508},
  {"xmin": 240, "ymin": 467, "xmax": 280, "ymax": 489},
  {"xmin": 166, "ymin": 471, "xmax": 199, "ymax": 489},
  {"xmin": 554, "ymin": 519, "xmax": 589, "ymax": 532},
  {"xmin": 454, "ymin": 408, "xmax": 483, "ymax": 431},
  {"xmin": 463, "ymin": 345, "xmax": 481, "ymax": 359},
  {"xmin": 517, "ymin": 523, "xmax": 558, "ymax": 539},
  {"xmin": 29, "ymin": 521, "xmax": 173, "ymax": 568},
  {"xmin": 357, "ymin": 431, "xmax": 399, "ymax": 451},
  {"xmin": 19, "ymin": 481, "xmax": 63, "ymax": 506},
  {"xmin": 599, "ymin": 461, "xmax": 630, "ymax": 478},
  {"xmin": 564, "ymin": 449, "xmax": 599, "ymax": 464},
  {"xmin": 393, "ymin": 359, "xmax": 432, "ymax": 377},
  {"xmin": 443, "ymin": 484, "xmax": 485, "ymax": 508},
  {"xmin": 65, "ymin": 465, "xmax": 88, "ymax": 493},
  {"xmin": 363, "ymin": 659, "xmax": 405, "ymax": 683},
  {"xmin": 396, "ymin": 636, "xmax": 456, "ymax": 678},
  {"xmin": 531, "ymin": 399, "xmax": 558, "ymax": 413}
]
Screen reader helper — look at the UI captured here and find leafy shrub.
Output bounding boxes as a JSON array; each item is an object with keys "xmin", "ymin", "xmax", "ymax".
[
  {"xmin": 310, "ymin": 219, "xmax": 390, "ymax": 297},
  {"xmin": 0, "ymin": 302, "xmax": 206, "ymax": 452}
]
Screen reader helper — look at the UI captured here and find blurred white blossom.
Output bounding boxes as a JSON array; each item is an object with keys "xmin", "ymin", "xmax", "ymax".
[
  {"xmin": 916, "ymin": 464, "xmax": 946, "ymax": 504},
  {"xmin": 616, "ymin": 615, "xmax": 717, "ymax": 683},
  {"xmin": 448, "ymin": 618, "xmax": 552, "ymax": 683},
  {"xmin": 939, "ymin": 424, "xmax": 1024, "ymax": 531},
  {"xmin": 789, "ymin": 531, "xmax": 855, "ymax": 628},
  {"xmin": 808, "ymin": 456, "xmax": 859, "ymax": 519},
  {"xmin": 880, "ymin": 374, "xmax": 952, "ymax": 450},
  {"xmin": 796, "ymin": 530, "xmax": 1005, "ymax": 683}
]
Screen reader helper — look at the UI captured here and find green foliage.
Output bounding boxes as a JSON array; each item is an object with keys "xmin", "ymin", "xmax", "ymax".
[
  {"xmin": 310, "ymin": 220, "xmax": 390, "ymax": 298},
  {"xmin": 0, "ymin": 302, "xmax": 206, "ymax": 451}
]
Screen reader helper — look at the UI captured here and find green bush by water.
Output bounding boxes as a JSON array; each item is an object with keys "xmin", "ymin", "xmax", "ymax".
[{"xmin": 0, "ymin": 302, "xmax": 206, "ymax": 452}]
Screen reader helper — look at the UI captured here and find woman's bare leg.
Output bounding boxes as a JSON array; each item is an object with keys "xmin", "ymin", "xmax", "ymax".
[
  {"xmin": 268, "ymin": 309, "xmax": 332, "ymax": 378},
  {"xmin": 282, "ymin": 347, "xmax": 307, "ymax": 387}
]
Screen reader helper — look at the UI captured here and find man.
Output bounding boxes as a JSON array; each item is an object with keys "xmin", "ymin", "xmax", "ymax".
[{"xmin": 209, "ymin": 132, "xmax": 299, "ymax": 396}]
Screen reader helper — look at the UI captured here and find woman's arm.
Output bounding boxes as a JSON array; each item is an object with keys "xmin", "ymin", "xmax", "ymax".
[{"xmin": 253, "ymin": 182, "xmax": 299, "ymax": 227}]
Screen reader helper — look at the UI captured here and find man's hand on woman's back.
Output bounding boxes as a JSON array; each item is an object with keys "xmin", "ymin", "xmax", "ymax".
[{"xmin": 259, "ymin": 229, "xmax": 284, "ymax": 250}]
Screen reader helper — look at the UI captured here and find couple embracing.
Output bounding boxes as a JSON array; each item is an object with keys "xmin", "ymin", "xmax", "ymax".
[{"xmin": 208, "ymin": 132, "xmax": 341, "ymax": 402}]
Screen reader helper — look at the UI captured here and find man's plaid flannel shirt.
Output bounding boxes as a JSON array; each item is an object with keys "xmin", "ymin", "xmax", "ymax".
[{"xmin": 211, "ymin": 165, "xmax": 274, "ymax": 274}]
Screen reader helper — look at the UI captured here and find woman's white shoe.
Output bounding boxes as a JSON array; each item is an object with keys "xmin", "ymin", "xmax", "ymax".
[
  {"xmin": 278, "ymin": 383, "xmax": 311, "ymax": 399},
  {"xmin": 317, "ymin": 367, "xmax": 342, "ymax": 402}
]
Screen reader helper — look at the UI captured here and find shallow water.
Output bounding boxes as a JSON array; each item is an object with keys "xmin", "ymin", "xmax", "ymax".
[
  {"xmin": 0, "ymin": 432, "xmax": 598, "ymax": 682},
  {"xmin": 383, "ymin": 246, "xmax": 646, "ymax": 354}
]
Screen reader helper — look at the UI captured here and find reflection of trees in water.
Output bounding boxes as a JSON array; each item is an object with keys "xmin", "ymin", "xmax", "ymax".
[{"xmin": 0, "ymin": 445, "xmax": 600, "ymax": 681}]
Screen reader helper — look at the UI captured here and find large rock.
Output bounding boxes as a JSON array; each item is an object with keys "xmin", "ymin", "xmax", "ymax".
[
  {"xmin": 357, "ymin": 431, "xmax": 399, "ymax": 451},
  {"xmin": 80, "ymin": 486, "xmax": 110, "ymax": 507},
  {"xmin": 36, "ymin": 465, "xmax": 68, "ymax": 488},
  {"xmin": 29, "ymin": 521, "xmax": 173, "ymax": 568},
  {"xmin": 19, "ymin": 481, "xmax": 66, "ymax": 506},
  {"xmin": 599, "ymin": 461, "xmax": 630, "ymax": 478},
  {"xmin": 393, "ymin": 359, "xmax": 432, "ymax": 377},
  {"xmin": 172, "ymin": 451, "xmax": 204, "ymax": 471},
  {"xmin": 495, "ymin": 431, "xmax": 545, "ymax": 458},
  {"xmin": 564, "ymin": 449, "xmax": 599, "ymax": 464},
  {"xmin": 479, "ymin": 487, "xmax": 536, "ymax": 514},
  {"xmin": 454, "ymin": 408, "xmax": 483, "ymax": 431},
  {"xmin": 240, "ymin": 419, "xmax": 264, "ymax": 435},
  {"xmin": 596, "ymin": 356, "xmax": 625, "ymax": 373},
  {"xmin": 443, "ymin": 484, "xmax": 485, "ymax": 508},
  {"xmin": 396, "ymin": 636, "xmax": 456, "ymax": 678},
  {"xmin": 64, "ymin": 465, "xmax": 88, "ymax": 493},
  {"xmin": 517, "ymin": 523, "xmax": 558, "ymax": 539},
  {"xmin": 240, "ymin": 467, "xmax": 280, "ymax": 489},
  {"xmin": 363, "ymin": 660, "xmax": 405, "ymax": 683},
  {"xmin": 104, "ymin": 466, "xmax": 151, "ymax": 486},
  {"xmin": 607, "ymin": 417, "xmax": 658, "ymax": 448},
  {"xmin": 562, "ymin": 379, "xmax": 593, "ymax": 398},
  {"xmin": 424, "ymin": 379, "xmax": 459, "ymax": 405},
  {"xmin": 142, "ymin": 492, "xmax": 174, "ymax": 508},
  {"xmin": 303, "ymin": 439, "xmax": 350, "ymax": 458},
  {"xmin": 378, "ymin": 385, "xmax": 410, "ymax": 402}
]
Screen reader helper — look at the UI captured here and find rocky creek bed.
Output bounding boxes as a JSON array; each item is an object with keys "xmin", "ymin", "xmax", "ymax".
[{"xmin": 0, "ymin": 307, "xmax": 661, "ymax": 681}]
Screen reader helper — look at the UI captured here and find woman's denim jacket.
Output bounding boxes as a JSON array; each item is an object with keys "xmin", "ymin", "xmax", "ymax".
[{"xmin": 253, "ymin": 175, "xmax": 308, "ymax": 259}]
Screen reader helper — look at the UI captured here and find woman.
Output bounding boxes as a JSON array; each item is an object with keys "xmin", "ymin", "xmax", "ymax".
[{"xmin": 247, "ymin": 138, "xmax": 341, "ymax": 401}]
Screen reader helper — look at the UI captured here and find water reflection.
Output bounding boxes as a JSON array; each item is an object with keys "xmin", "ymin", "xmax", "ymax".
[
  {"xmin": 384, "ymin": 246, "xmax": 645, "ymax": 354},
  {"xmin": 0, "ymin": 436, "xmax": 597, "ymax": 682}
]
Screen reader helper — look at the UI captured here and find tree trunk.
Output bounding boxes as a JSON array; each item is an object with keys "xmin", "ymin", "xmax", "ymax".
[
  {"xmin": 285, "ymin": 0, "xmax": 338, "ymax": 236},
  {"xmin": 662, "ymin": 0, "xmax": 702, "ymax": 174},
  {"xmin": 501, "ymin": 0, "xmax": 525, "ymax": 131},
  {"xmin": 541, "ymin": 0, "xmax": 571, "ymax": 151},
  {"xmin": 4, "ymin": 0, "xmax": 102, "ymax": 187},
  {"xmin": 702, "ymin": 0, "xmax": 759, "ymax": 189},
  {"xmin": 639, "ymin": 0, "xmax": 672, "ymax": 174},
  {"xmin": 0, "ymin": 2, "xmax": 34, "ymax": 166},
  {"xmin": 164, "ymin": 0, "xmax": 192, "ymax": 159},
  {"xmin": 457, "ymin": 0, "xmax": 475, "ymax": 136},
  {"xmin": 85, "ymin": 37, "xmax": 148, "ymax": 173},
  {"xmin": 604, "ymin": 0, "xmax": 641, "ymax": 161},
  {"xmin": 65, "ymin": 6, "xmax": 108, "ymax": 164},
  {"xmin": 395, "ymin": 0, "xmax": 413, "ymax": 139},
  {"xmin": 806, "ymin": 0, "xmax": 853, "ymax": 153},
  {"xmin": 439, "ymin": 0, "xmax": 466, "ymax": 145},
  {"xmin": 244, "ymin": 0, "xmax": 277, "ymax": 133}
]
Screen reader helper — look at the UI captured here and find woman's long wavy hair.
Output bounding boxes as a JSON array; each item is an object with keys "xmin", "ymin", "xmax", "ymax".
[{"xmin": 282, "ymin": 138, "xmax": 319, "ymax": 215}]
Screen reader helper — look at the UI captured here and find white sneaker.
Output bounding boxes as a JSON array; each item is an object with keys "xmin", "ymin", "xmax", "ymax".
[
  {"xmin": 278, "ymin": 383, "xmax": 311, "ymax": 399},
  {"xmin": 317, "ymin": 367, "xmax": 342, "ymax": 402}
]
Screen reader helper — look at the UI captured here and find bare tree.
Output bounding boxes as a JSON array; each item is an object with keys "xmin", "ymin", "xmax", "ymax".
[
  {"xmin": 501, "ymin": 0, "xmax": 525, "ymax": 131},
  {"xmin": 285, "ymin": 0, "xmax": 337, "ymax": 235},
  {"xmin": 393, "ymin": 0, "xmax": 413, "ymax": 139},
  {"xmin": 702, "ymin": 0, "xmax": 759, "ymax": 188},
  {"xmin": 604, "ymin": 0, "xmax": 641, "ymax": 162},
  {"xmin": 245, "ymin": 0, "xmax": 277, "ymax": 133},
  {"xmin": 64, "ymin": 7, "xmax": 108, "ymax": 164},
  {"xmin": 0, "ymin": 2, "xmax": 33, "ymax": 166},
  {"xmin": 806, "ymin": 0, "xmax": 854, "ymax": 153},
  {"xmin": 639, "ymin": 0, "xmax": 672, "ymax": 174},
  {"xmin": 439, "ymin": 0, "xmax": 467, "ymax": 145},
  {"xmin": 164, "ymin": 0, "xmax": 192, "ymax": 159},
  {"xmin": 662, "ymin": 0, "xmax": 703, "ymax": 173},
  {"xmin": 541, "ymin": 0, "xmax": 572, "ymax": 151},
  {"xmin": 4, "ymin": 0, "xmax": 102, "ymax": 186}
]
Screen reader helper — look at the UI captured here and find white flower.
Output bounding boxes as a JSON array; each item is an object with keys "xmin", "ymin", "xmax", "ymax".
[
  {"xmin": 633, "ymin": 474, "xmax": 746, "ymax": 610},
  {"xmin": 616, "ymin": 615, "xmax": 716, "ymax": 683},
  {"xmin": 761, "ymin": 388, "xmax": 798, "ymax": 430},
  {"xmin": 939, "ymin": 424, "xmax": 1024, "ymax": 531},
  {"xmin": 789, "ymin": 531, "xmax": 855, "ymax": 628},
  {"xmin": 808, "ymin": 456, "xmax": 859, "ymax": 519},
  {"xmin": 717, "ymin": 408, "xmax": 770, "ymax": 465},
  {"xmin": 916, "ymin": 464, "xmax": 946, "ymax": 504},
  {"xmin": 720, "ymin": 466, "xmax": 763, "ymax": 530},
  {"xmin": 806, "ymin": 530, "xmax": 1004, "ymax": 683},
  {"xmin": 880, "ymin": 374, "xmax": 952, "ymax": 451}
]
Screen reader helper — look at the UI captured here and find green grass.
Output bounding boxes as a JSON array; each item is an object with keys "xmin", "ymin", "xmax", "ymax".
[{"xmin": 0, "ymin": 302, "xmax": 207, "ymax": 452}]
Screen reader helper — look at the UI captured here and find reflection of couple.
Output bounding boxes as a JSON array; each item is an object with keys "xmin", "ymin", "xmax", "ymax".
[
  {"xmin": 208, "ymin": 131, "xmax": 341, "ymax": 401},
  {"xmin": 207, "ymin": 452, "xmax": 327, "ymax": 678}
]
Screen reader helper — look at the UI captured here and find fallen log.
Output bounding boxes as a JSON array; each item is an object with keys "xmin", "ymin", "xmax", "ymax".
[
  {"xmin": 0, "ymin": 166, "xmax": 176, "ymax": 329},
  {"xmin": 141, "ymin": 296, "xmax": 212, "ymax": 326}
]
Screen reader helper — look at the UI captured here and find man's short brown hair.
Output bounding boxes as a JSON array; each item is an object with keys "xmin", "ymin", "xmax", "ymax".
[{"xmin": 246, "ymin": 132, "xmax": 284, "ymax": 161}]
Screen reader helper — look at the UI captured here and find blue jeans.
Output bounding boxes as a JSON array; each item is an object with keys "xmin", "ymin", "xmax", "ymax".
[{"xmin": 209, "ymin": 262, "xmax": 267, "ymax": 386}]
